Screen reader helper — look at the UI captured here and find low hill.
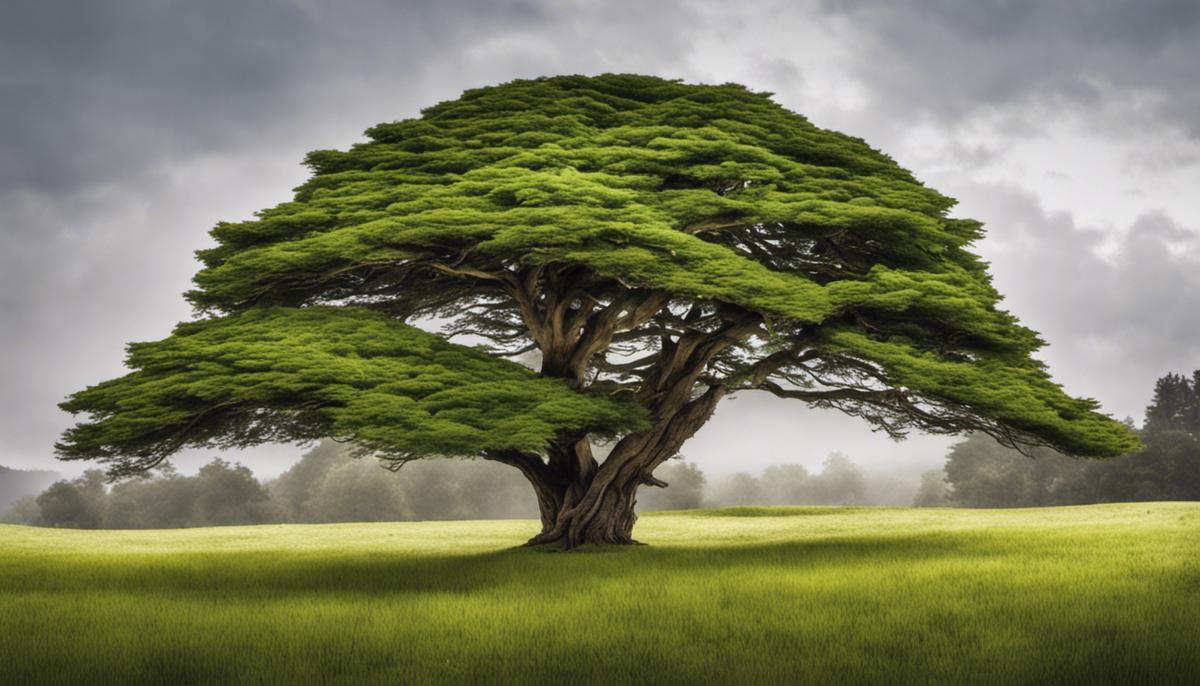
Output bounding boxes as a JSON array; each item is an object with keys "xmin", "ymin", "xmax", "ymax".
[
  {"xmin": 1, "ymin": 504, "xmax": 1197, "ymax": 685},
  {"xmin": 0, "ymin": 465, "xmax": 59, "ymax": 511}
]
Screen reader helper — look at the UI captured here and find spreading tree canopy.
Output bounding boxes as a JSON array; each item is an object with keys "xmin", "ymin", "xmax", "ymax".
[{"xmin": 58, "ymin": 74, "xmax": 1137, "ymax": 547}]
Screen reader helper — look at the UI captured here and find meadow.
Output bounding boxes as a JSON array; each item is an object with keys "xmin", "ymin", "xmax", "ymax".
[{"xmin": 1, "ymin": 503, "xmax": 1197, "ymax": 685}]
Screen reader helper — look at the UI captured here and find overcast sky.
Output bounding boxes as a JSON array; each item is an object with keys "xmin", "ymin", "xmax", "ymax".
[{"xmin": 2, "ymin": 0, "xmax": 1198, "ymax": 480}]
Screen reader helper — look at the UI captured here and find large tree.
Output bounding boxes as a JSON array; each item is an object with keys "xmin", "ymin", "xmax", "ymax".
[{"xmin": 57, "ymin": 74, "xmax": 1137, "ymax": 547}]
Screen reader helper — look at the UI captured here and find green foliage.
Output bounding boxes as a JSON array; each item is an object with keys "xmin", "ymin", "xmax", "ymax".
[
  {"xmin": 820, "ymin": 329, "xmax": 1135, "ymax": 457},
  {"xmin": 2, "ymin": 505, "xmax": 1197, "ymax": 685},
  {"xmin": 304, "ymin": 459, "xmax": 413, "ymax": 523},
  {"xmin": 9, "ymin": 441, "xmax": 718, "ymax": 529},
  {"xmin": 59, "ymin": 74, "xmax": 1136, "ymax": 477},
  {"xmin": 189, "ymin": 76, "xmax": 1010, "ymax": 346},
  {"xmin": 105, "ymin": 466, "xmax": 201, "ymax": 528},
  {"xmin": 28, "ymin": 460, "xmax": 273, "ymax": 529},
  {"xmin": 190, "ymin": 459, "xmax": 274, "ymax": 526},
  {"xmin": 1144, "ymin": 371, "xmax": 1200, "ymax": 436},
  {"xmin": 34, "ymin": 471, "xmax": 108, "ymax": 529},
  {"xmin": 58, "ymin": 307, "xmax": 644, "ymax": 473},
  {"xmin": 269, "ymin": 439, "xmax": 347, "ymax": 520},
  {"xmin": 943, "ymin": 434, "xmax": 1093, "ymax": 507},
  {"xmin": 943, "ymin": 370, "xmax": 1200, "ymax": 506},
  {"xmin": 1096, "ymin": 428, "xmax": 1200, "ymax": 501}
]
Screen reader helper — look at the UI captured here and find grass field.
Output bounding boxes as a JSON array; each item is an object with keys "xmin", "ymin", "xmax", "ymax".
[{"xmin": 1, "ymin": 504, "xmax": 1197, "ymax": 685}]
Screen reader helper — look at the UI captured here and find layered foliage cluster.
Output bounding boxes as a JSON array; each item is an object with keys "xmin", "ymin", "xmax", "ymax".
[
  {"xmin": 59, "ymin": 308, "xmax": 639, "ymax": 474},
  {"xmin": 58, "ymin": 74, "xmax": 1135, "ymax": 477}
]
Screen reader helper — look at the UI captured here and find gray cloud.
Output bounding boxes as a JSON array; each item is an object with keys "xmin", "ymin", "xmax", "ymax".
[
  {"xmin": 952, "ymin": 182, "xmax": 1200, "ymax": 420},
  {"xmin": 817, "ymin": 0, "xmax": 1200, "ymax": 136},
  {"xmin": 1, "ymin": 0, "xmax": 1197, "ymax": 480},
  {"xmin": 0, "ymin": 0, "xmax": 703, "ymax": 473},
  {"xmin": 0, "ymin": 0, "xmax": 703, "ymax": 195},
  {"xmin": 4, "ymin": 1, "xmax": 657, "ymax": 196},
  {"xmin": 0, "ymin": 0, "xmax": 319, "ymax": 193}
]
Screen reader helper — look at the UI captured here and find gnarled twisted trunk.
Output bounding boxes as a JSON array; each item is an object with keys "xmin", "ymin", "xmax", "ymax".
[
  {"xmin": 530, "ymin": 472, "xmax": 641, "ymax": 546},
  {"xmin": 492, "ymin": 384, "xmax": 725, "ymax": 549},
  {"xmin": 487, "ymin": 277, "xmax": 759, "ymax": 548}
]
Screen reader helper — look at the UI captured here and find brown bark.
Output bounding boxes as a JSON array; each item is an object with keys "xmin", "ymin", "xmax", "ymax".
[
  {"xmin": 513, "ymin": 384, "xmax": 726, "ymax": 549},
  {"xmin": 470, "ymin": 264, "xmax": 764, "ymax": 548}
]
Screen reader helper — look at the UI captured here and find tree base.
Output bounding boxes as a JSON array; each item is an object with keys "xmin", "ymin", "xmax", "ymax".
[
  {"xmin": 523, "ymin": 519, "xmax": 640, "ymax": 549},
  {"xmin": 522, "ymin": 535, "xmax": 645, "ymax": 551}
]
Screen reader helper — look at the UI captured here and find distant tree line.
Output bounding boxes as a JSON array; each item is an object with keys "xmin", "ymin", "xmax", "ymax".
[
  {"xmin": 6, "ymin": 369, "xmax": 1196, "ymax": 527},
  {"xmin": 3, "ymin": 460, "xmax": 277, "ymax": 529},
  {"xmin": 705, "ymin": 453, "xmax": 871, "ymax": 507},
  {"xmin": 919, "ymin": 370, "xmax": 1200, "ymax": 507},
  {"xmin": 1, "ymin": 440, "xmax": 718, "ymax": 528},
  {"xmin": 2, "ymin": 442, "xmax": 908, "ymax": 528},
  {"xmin": 1, "ymin": 443, "xmax": 533, "ymax": 529}
]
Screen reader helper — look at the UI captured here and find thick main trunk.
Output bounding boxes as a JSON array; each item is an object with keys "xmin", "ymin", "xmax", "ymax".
[
  {"xmin": 502, "ymin": 279, "xmax": 756, "ymax": 548},
  {"xmin": 521, "ymin": 437, "xmax": 641, "ymax": 548},
  {"xmin": 527, "ymin": 475, "xmax": 641, "ymax": 547},
  {"xmin": 522, "ymin": 385, "xmax": 726, "ymax": 549}
]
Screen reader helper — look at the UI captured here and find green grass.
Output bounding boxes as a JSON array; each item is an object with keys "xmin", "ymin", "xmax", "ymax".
[{"xmin": 1, "ymin": 504, "xmax": 1197, "ymax": 685}]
